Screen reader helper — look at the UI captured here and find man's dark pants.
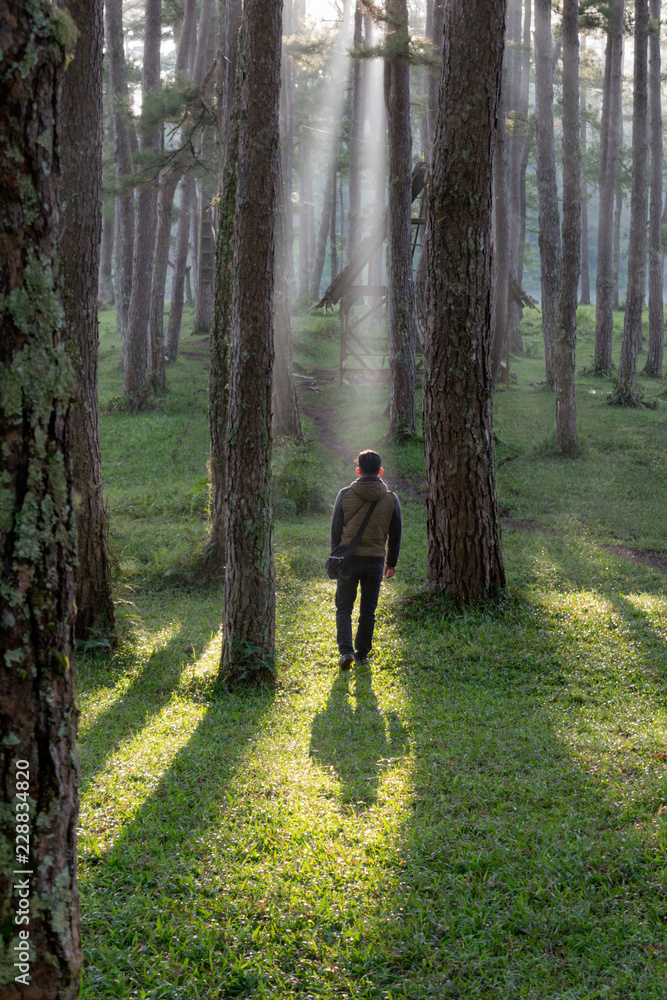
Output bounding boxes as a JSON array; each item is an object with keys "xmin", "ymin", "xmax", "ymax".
[{"xmin": 335, "ymin": 556, "xmax": 384, "ymax": 658}]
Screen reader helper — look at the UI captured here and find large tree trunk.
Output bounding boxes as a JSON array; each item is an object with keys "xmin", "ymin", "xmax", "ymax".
[
  {"xmin": 165, "ymin": 176, "xmax": 194, "ymax": 362},
  {"xmin": 124, "ymin": 0, "xmax": 162, "ymax": 395},
  {"xmin": 384, "ymin": 0, "xmax": 415, "ymax": 442},
  {"xmin": 614, "ymin": 0, "xmax": 649, "ymax": 404},
  {"xmin": 594, "ymin": 0, "xmax": 624, "ymax": 372},
  {"xmin": 0, "ymin": 2, "xmax": 81, "ymax": 994},
  {"xmin": 555, "ymin": 0, "xmax": 581, "ymax": 452},
  {"xmin": 580, "ymin": 34, "xmax": 591, "ymax": 306},
  {"xmin": 60, "ymin": 0, "xmax": 116, "ymax": 639},
  {"xmin": 106, "ymin": 0, "xmax": 135, "ymax": 341},
  {"xmin": 534, "ymin": 0, "xmax": 561, "ymax": 387},
  {"xmin": 423, "ymin": 0, "xmax": 506, "ymax": 602},
  {"xmin": 612, "ymin": 110, "xmax": 624, "ymax": 311},
  {"xmin": 220, "ymin": 0, "xmax": 282, "ymax": 683},
  {"xmin": 644, "ymin": 0, "xmax": 664, "ymax": 377}
]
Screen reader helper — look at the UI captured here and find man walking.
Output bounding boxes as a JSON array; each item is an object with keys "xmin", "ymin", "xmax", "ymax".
[{"xmin": 330, "ymin": 450, "xmax": 401, "ymax": 669}]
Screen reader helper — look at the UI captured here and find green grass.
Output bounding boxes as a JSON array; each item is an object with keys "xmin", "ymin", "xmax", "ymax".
[{"xmin": 77, "ymin": 304, "xmax": 667, "ymax": 998}]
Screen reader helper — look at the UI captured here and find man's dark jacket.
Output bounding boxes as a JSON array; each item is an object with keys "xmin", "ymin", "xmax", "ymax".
[{"xmin": 330, "ymin": 477, "xmax": 401, "ymax": 567}]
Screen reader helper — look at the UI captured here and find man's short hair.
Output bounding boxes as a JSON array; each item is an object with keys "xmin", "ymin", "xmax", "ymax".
[{"xmin": 357, "ymin": 449, "xmax": 381, "ymax": 475}]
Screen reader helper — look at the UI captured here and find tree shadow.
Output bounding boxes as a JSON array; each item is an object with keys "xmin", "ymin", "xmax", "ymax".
[
  {"xmin": 344, "ymin": 587, "xmax": 667, "ymax": 997},
  {"xmin": 78, "ymin": 603, "xmax": 221, "ymax": 793},
  {"xmin": 309, "ymin": 664, "xmax": 408, "ymax": 811}
]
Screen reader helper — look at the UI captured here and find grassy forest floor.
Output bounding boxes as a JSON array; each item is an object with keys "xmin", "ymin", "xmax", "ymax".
[{"xmin": 78, "ymin": 303, "xmax": 667, "ymax": 999}]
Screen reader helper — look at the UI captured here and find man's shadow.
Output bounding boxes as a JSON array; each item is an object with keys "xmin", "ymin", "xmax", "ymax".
[{"xmin": 310, "ymin": 665, "xmax": 407, "ymax": 812}]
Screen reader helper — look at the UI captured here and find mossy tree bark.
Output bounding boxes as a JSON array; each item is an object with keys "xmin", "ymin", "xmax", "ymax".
[
  {"xmin": 59, "ymin": 0, "xmax": 115, "ymax": 638},
  {"xmin": 594, "ymin": 0, "xmax": 624, "ymax": 372},
  {"xmin": 534, "ymin": 0, "xmax": 561, "ymax": 388},
  {"xmin": 0, "ymin": 1, "xmax": 81, "ymax": 994},
  {"xmin": 220, "ymin": 0, "xmax": 282, "ymax": 683},
  {"xmin": 614, "ymin": 0, "xmax": 648, "ymax": 404},
  {"xmin": 423, "ymin": 0, "xmax": 506, "ymax": 602},
  {"xmin": 384, "ymin": 0, "xmax": 415, "ymax": 443},
  {"xmin": 644, "ymin": 0, "xmax": 664, "ymax": 377},
  {"xmin": 554, "ymin": 0, "xmax": 581, "ymax": 453}
]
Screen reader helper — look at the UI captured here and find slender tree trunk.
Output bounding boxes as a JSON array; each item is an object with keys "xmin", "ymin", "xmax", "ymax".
[
  {"xmin": 614, "ymin": 0, "xmax": 649, "ymax": 403},
  {"xmin": 426, "ymin": 0, "xmax": 445, "ymax": 160},
  {"xmin": 580, "ymin": 34, "xmax": 591, "ymax": 306},
  {"xmin": 166, "ymin": 176, "xmax": 194, "ymax": 362},
  {"xmin": 297, "ymin": 142, "xmax": 314, "ymax": 298},
  {"xmin": 312, "ymin": 169, "xmax": 334, "ymax": 299},
  {"xmin": 555, "ymin": 0, "xmax": 581, "ymax": 452},
  {"xmin": 149, "ymin": 168, "xmax": 183, "ymax": 389},
  {"xmin": 176, "ymin": 0, "xmax": 198, "ymax": 75},
  {"xmin": 99, "ymin": 209, "xmax": 115, "ymax": 304},
  {"xmin": 207, "ymin": 64, "xmax": 240, "ymax": 573},
  {"xmin": 106, "ymin": 0, "xmax": 135, "ymax": 341},
  {"xmin": 347, "ymin": 1, "xmax": 364, "ymax": 259},
  {"xmin": 515, "ymin": 0, "xmax": 531, "ymax": 336},
  {"xmin": 384, "ymin": 0, "xmax": 415, "ymax": 441},
  {"xmin": 60, "ymin": 0, "xmax": 116, "ymax": 638},
  {"xmin": 220, "ymin": 0, "xmax": 282, "ymax": 683},
  {"xmin": 330, "ymin": 162, "xmax": 339, "ymax": 281},
  {"xmin": 491, "ymin": 49, "xmax": 510, "ymax": 386},
  {"xmin": 594, "ymin": 0, "xmax": 624, "ymax": 371},
  {"xmin": 274, "ymin": 162, "xmax": 302, "ymax": 439},
  {"xmin": 423, "ymin": 0, "xmax": 506, "ymax": 601},
  {"xmin": 193, "ymin": 0, "xmax": 217, "ymax": 333},
  {"xmin": 505, "ymin": 0, "xmax": 524, "ymax": 353},
  {"xmin": 280, "ymin": 0, "xmax": 296, "ymax": 301},
  {"xmin": 644, "ymin": 0, "xmax": 663, "ymax": 376},
  {"xmin": 0, "ymin": 2, "xmax": 81, "ymax": 993},
  {"xmin": 612, "ymin": 111, "xmax": 624, "ymax": 310},
  {"xmin": 125, "ymin": 0, "xmax": 162, "ymax": 395},
  {"xmin": 368, "ymin": 48, "xmax": 386, "ymax": 317},
  {"xmin": 534, "ymin": 0, "xmax": 561, "ymax": 387}
]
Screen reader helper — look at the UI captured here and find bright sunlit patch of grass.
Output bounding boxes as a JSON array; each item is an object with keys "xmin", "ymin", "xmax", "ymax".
[{"xmin": 79, "ymin": 693, "xmax": 209, "ymax": 858}]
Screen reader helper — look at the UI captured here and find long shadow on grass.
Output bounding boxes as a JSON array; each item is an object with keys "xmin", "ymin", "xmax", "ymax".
[
  {"xmin": 309, "ymin": 665, "xmax": 408, "ymax": 811},
  {"xmin": 345, "ymin": 591, "xmax": 667, "ymax": 998},
  {"xmin": 610, "ymin": 593, "xmax": 667, "ymax": 673},
  {"xmin": 79, "ymin": 686, "xmax": 275, "ymax": 997},
  {"xmin": 78, "ymin": 601, "xmax": 219, "ymax": 792}
]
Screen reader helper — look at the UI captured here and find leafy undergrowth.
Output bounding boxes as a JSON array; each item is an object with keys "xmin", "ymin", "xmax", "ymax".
[{"xmin": 78, "ymin": 306, "xmax": 667, "ymax": 999}]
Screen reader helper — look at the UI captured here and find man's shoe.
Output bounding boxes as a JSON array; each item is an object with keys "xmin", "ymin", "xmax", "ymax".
[
  {"xmin": 355, "ymin": 651, "xmax": 370, "ymax": 665},
  {"xmin": 338, "ymin": 652, "xmax": 355, "ymax": 670}
]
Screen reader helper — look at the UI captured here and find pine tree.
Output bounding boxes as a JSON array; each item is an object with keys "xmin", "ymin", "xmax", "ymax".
[
  {"xmin": 0, "ymin": 2, "xmax": 81, "ymax": 991},
  {"xmin": 423, "ymin": 0, "xmax": 506, "ymax": 601}
]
